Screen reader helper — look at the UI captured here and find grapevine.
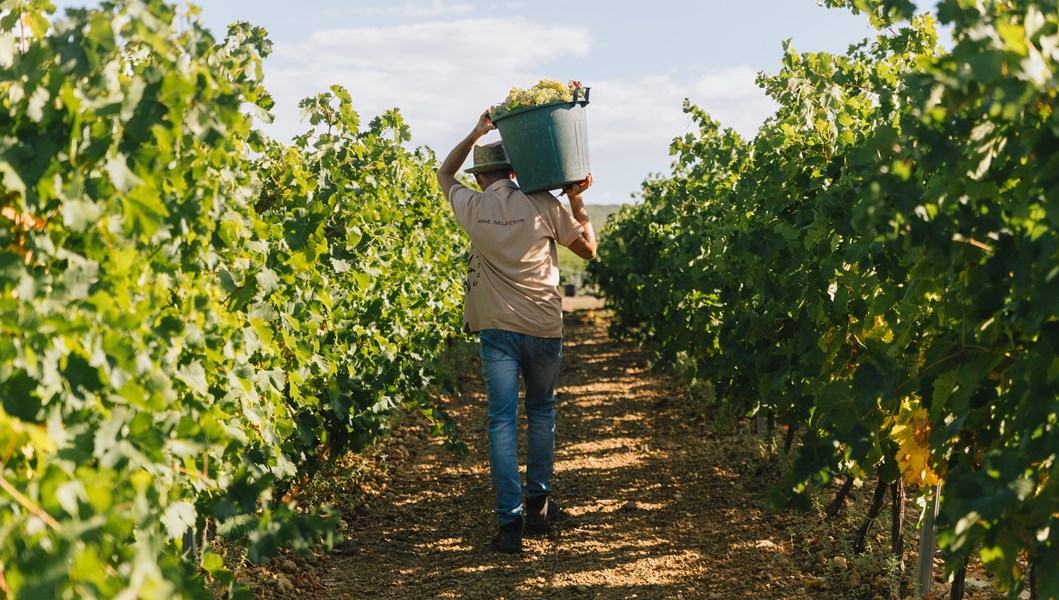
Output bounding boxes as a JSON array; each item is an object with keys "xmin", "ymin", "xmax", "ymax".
[
  {"xmin": 590, "ymin": 0, "xmax": 1059, "ymax": 596},
  {"xmin": 0, "ymin": 1, "xmax": 464, "ymax": 597}
]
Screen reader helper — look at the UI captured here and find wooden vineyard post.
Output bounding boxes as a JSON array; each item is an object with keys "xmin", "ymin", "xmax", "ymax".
[
  {"xmin": 893, "ymin": 480, "xmax": 907, "ymax": 593},
  {"xmin": 916, "ymin": 485, "xmax": 941, "ymax": 598}
]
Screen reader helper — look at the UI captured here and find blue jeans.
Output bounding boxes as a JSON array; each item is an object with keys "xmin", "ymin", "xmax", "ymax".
[{"xmin": 478, "ymin": 329, "xmax": 563, "ymax": 526}]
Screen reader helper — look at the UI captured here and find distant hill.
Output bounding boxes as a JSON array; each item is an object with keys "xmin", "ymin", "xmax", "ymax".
[
  {"xmin": 558, "ymin": 203, "xmax": 629, "ymax": 289},
  {"xmin": 584, "ymin": 204, "xmax": 625, "ymax": 232}
]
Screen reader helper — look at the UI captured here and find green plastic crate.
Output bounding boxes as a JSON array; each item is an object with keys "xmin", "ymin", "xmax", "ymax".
[{"xmin": 492, "ymin": 88, "xmax": 591, "ymax": 194}]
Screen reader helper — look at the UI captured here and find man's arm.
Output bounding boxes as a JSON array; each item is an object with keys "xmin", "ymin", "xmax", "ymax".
[
  {"xmin": 437, "ymin": 111, "xmax": 495, "ymax": 194},
  {"xmin": 564, "ymin": 174, "xmax": 597, "ymax": 260}
]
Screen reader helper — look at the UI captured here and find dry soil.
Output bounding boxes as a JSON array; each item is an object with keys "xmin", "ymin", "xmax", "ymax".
[{"xmin": 242, "ymin": 300, "xmax": 1011, "ymax": 600}]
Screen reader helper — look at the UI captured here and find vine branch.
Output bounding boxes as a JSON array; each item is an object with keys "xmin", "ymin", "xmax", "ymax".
[
  {"xmin": 895, "ymin": 344, "xmax": 1012, "ymax": 395},
  {"xmin": 0, "ymin": 473, "xmax": 61, "ymax": 531}
]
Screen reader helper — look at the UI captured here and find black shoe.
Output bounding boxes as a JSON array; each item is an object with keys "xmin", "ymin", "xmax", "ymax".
[
  {"xmin": 491, "ymin": 517, "xmax": 523, "ymax": 553},
  {"xmin": 524, "ymin": 495, "xmax": 560, "ymax": 532}
]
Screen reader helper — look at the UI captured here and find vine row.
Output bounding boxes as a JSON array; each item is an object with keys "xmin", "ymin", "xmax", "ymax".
[
  {"xmin": 590, "ymin": 1, "xmax": 1058, "ymax": 596},
  {"xmin": 0, "ymin": 1, "xmax": 465, "ymax": 597}
]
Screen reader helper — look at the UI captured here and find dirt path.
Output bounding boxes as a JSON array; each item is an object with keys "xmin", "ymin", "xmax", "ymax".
[
  {"xmin": 309, "ymin": 303, "xmax": 829, "ymax": 599},
  {"xmin": 251, "ymin": 302, "xmax": 1018, "ymax": 600}
]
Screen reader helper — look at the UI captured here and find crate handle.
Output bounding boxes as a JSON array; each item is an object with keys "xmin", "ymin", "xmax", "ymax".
[{"xmin": 572, "ymin": 86, "xmax": 591, "ymax": 105}]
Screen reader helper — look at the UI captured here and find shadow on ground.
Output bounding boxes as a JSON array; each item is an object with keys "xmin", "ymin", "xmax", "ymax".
[{"xmin": 309, "ymin": 306, "xmax": 826, "ymax": 600}]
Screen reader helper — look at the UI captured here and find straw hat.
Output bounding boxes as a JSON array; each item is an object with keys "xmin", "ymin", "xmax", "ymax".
[{"xmin": 465, "ymin": 141, "xmax": 512, "ymax": 174}]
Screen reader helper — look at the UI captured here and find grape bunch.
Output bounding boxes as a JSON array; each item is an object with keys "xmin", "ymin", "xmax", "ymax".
[{"xmin": 489, "ymin": 79, "xmax": 581, "ymax": 119}]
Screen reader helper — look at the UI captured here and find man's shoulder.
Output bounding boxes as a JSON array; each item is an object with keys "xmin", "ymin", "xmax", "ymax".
[
  {"xmin": 481, "ymin": 180, "xmax": 554, "ymax": 206},
  {"xmin": 517, "ymin": 187, "xmax": 559, "ymax": 207},
  {"xmin": 483, "ymin": 178, "xmax": 519, "ymax": 196},
  {"xmin": 449, "ymin": 181, "xmax": 480, "ymax": 204}
]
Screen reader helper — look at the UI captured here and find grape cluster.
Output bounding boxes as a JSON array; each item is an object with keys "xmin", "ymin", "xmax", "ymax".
[{"xmin": 488, "ymin": 79, "xmax": 579, "ymax": 119}]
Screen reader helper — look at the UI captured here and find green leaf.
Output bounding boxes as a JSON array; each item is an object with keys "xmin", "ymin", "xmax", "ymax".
[
  {"xmin": 176, "ymin": 362, "xmax": 209, "ymax": 396},
  {"xmin": 162, "ymin": 500, "xmax": 197, "ymax": 540},
  {"xmin": 122, "ymin": 185, "xmax": 170, "ymax": 239},
  {"xmin": 63, "ymin": 352, "xmax": 104, "ymax": 399},
  {"xmin": 62, "ymin": 198, "xmax": 103, "ymax": 232},
  {"xmin": 2, "ymin": 370, "xmax": 42, "ymax": 421},
  {"xmin": 62, "ymin": 255, "xmax": 99, "ymax": 299},
  {"xmin": 106, "ymin": 154, "xmax": 142, "ymax": 192}
]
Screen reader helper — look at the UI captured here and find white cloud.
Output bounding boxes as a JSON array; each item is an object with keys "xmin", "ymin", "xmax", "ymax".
[
  {"xmin": 691, "ymin": 66, "xmax": 778, "ymax": 136},
  {"xmin": 589, "ymin": 70, "xmax": 775, "ymax": 151},
  {"xmin": 273, "ymin": 17, "xmax": 587, "ymax": 75},
  {"xmin": 323, "ymin": 0, "xmax": 474, "ymax": 19},
  {"xmin": 257, "ymin": 19, "xmax": 776, "ymax": 205},
  {"xmin": 265, "ymin": 17, "xmax": 590, "ymax": 145},
  {"xmin": 578, "ymin": 70, "xmax": 776, "ymax": 203},
  {"xmin": 586, "ymin": 76, "xmax": 688, "ymax": 147},
  {"xmin": 587, "ymin": 68, "xmax": 777, "ymax": 147}
]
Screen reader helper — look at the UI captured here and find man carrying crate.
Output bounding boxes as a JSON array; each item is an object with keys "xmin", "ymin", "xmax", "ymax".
[{"xmin": 436, "ymin": 110, "xmax": 596, "ymax": 553}]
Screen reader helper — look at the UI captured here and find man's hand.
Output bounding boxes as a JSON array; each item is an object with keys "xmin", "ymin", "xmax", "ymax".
[
  {"xmin": 437, "ymin": 109, "xmax": 497, "ymax": 195},
  {"xmin": 474, "ymin": 110, "xmax": 496, "ymax": 137},
  {"xmin": 563, "ymin": 173, "xmax": 596, "ymax": 260},
  {"xmin": 563, "ymin": 173, "xmax": 593, "ymax": 200}
]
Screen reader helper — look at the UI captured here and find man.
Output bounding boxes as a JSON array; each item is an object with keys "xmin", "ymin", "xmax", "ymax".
[{"xmin": 436, "ymin": 110, "xmax": 597, "ymax": 553}]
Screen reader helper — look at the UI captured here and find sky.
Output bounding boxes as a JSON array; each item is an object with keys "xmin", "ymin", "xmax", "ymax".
[{"xmin": 53, "ymin": 1, "xmax": 940, "ymax": 205}]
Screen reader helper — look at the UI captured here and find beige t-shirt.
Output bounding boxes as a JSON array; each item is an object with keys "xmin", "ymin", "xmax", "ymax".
[{"xmin": 447, "ymin": 179, "xmax": 584, "ymax": 338}]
